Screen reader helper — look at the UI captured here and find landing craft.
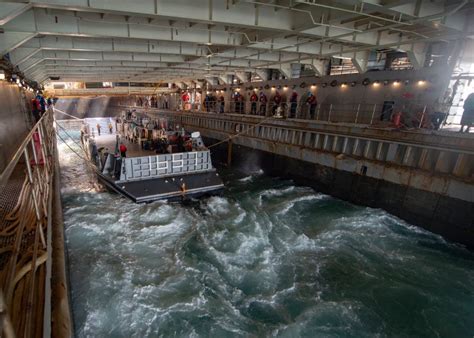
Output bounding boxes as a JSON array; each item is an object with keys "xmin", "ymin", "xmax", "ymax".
[{"xmin": 81, "ymin": 113, "xmax": 224, "ymax": 202}]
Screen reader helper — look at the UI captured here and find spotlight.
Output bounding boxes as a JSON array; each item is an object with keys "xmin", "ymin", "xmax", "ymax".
[
  {"xmin": 393, "ymin": 80, "xmax": 401, "ymax": 86},
  {"xmin": 341, "ymin": 82, "xmax": 347, "ymax": 88},
  {"xmin": 283, "ymin": 85, "xmax": 288, "ymax": 90},
  {"xmin": 418, "ymin": 80, "xmax": 426, "ymax": 86},
  {"xmin": 383, "ymin": 80, "xmax": 389, "ymax": 86},
  {"xmin": 350, "ymin": 81, "xmax": 357, "ymax": 87},
  {"xmin": 311, "ymin": 84, "xmax": 317, "ymax": 89},
  {"xmin": 271, "ymin": 86, "xmax": 276, "ymax": 90},
  {"xmin": 373, "ymin": 80, "xmax": 380, "ymax": 87}
]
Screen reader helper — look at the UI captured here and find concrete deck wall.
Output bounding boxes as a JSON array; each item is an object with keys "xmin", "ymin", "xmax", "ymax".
[{"xmin": 0, "ymin": 82, "xmax": 33, "ymax": 171}]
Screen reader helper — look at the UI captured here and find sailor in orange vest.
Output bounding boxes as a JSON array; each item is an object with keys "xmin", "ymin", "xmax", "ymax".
[{"xmin": 96, "ymin": 123, "xmax": 101, "ymax": 136}]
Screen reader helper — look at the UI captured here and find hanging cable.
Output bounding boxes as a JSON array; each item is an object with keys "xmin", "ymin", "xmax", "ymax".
[
  {"xmin": 53, "ymin": 107, "xmax": 82, "ymax": 120},
  {"xmin": 207, "ymin": 115, "xmax": 275, "ymax": 149}
]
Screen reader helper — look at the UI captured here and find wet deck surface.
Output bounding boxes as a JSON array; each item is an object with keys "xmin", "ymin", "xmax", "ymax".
[{"xmin": 94, "ymin": 133, "xmax": 156, "ymax": 157}]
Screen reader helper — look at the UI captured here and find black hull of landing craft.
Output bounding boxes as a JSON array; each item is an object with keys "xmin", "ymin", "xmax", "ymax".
[{"xmin": 97, "ymin": 171, "xmax": 224, "ymax": 203}]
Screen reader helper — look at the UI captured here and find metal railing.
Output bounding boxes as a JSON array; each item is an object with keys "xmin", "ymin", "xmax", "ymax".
[
  {"xmin": 0, "ymin": 108, "xmax": 56, "ymax": 337},
  {"xmin": 174, "ymin": 100, "xmax": 441, "ymax": 129}
]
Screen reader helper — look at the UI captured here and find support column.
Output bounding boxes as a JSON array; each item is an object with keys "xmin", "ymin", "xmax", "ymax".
[
  {"xmin": 218, "ymin": 75, "xmax": 230, "ymax": 85},
  {"xmin": 403, "ymin": 43, "xmax": 428, "ymax": 70},
  {"xmin": 255, "ymin": 69, "xmax": 269, "ymax": 81},
  {"xmin": 0, "ymin": 31, "xmax": 35, "ymax": 55},
  {"xmin": 235, "ymin": 71, "xmax": 249, "ymax": 83},
  {"xmin": 279, "ymin": 63, "xmax": 293, "ymax": 78},
  {"xmin": 351, "ymin": 51, "xmax": 370, "ymax": 74},
  {"xmin": 204, "ymin": 77, "xmax": 218, "ymax": 86},
  {"xmin": 302, "ymin": 59, "xmax": 327, "ymax": 76}
]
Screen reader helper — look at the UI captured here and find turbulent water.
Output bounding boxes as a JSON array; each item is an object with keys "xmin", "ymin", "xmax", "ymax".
[{"xmin": 57, "ymin": 130, "xmax": 474, "ymax": 338}]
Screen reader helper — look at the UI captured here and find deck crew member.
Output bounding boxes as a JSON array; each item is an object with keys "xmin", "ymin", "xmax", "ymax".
[
  {"xmin": 31, "ymin": 97, "xmax": 40, "ymax": 122},
  {"xmin": 306, "ymin": 93, "xmax": 317, "ymax": 119},
  {"xmin": 119, "ymin": 142, "xmax": 127, "ymax": 157},
  {"xmin": 176, "ymin": 133, "xmax": 185, "ymax": 153},
  {"xmin": 96, "ymin": 123, "xmax": 101, "ymax": 136},
  {"xmin": 108, "ymin": 122, "xmax": 113, "ymax": 134},
  {"xmin": 218, "ymin": 95, "xmax": 225, "ymax": 113},
  {"xmin": 289, "ymin": 92, "xmax": 298, "ymax": 118},
  {"xmin": 259, "ymin": 92, "xmax": 268, "ymax": 116},
  {"xmin": 272, "ymin": 91, "xmax": 282, "ymax": 114},
  {"xmin": 460, "ymin": 92, "xmax": 474, "ymax": 133},
  {"xmin": 38, "ymin": 95, "xmax": 46, "ymax": 115},
  {"xmin": 250, "ymin": 92, "xmax": 258, "ymax": 115}
]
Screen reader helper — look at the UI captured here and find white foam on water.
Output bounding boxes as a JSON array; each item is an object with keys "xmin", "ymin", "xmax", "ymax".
[
  {"xmin": 205, "ymin": 196, "xmax": 231, "ymax": 215},
  {"xmin": 237, "ymin": 175, "xmax": 253, "ymax": 183},
  {"xmin": 276, "ymin": 194, "xmax": 327, "ymax": 215},
  {"xmin": 58, "ymin": 129, "xmax": 474, "ymax": 337}
]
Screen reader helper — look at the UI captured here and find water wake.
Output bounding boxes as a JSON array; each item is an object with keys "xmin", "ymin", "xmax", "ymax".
[{"xmin": 58, "ymin": 129, "xmax": 474, "ymax": 337}]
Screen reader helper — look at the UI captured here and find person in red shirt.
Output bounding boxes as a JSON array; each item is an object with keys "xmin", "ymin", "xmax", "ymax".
[
  {"xmin": 119, "ymin": 142, "xmax": 127, "ymax": 157},
  {"xmin": 272, "ymin": 91, "xmax": 282, "ymax": 114},
  {"xmin": 306, "ymin": 92, "xmax": 317, "ymax": 119},
  {"xmin": 181, "ymin": 92, "xmax": 190, "ymax": 102},
  {"xmin": 250, "ymin": 92, "xmax": 258, "ymax": 115},
  {"xmin": 31, "ymin": 98, "xmax": 40, "ymax": 122}
]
